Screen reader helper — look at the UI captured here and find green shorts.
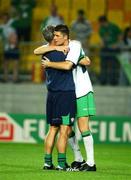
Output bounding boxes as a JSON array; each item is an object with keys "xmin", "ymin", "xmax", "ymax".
[
  {"xmin": 76, "ymin": 92, "xmax": 96, "ymax": 118},
  {"xmin": 61, "ymin": 114, "xmax": 74, "ymax": 126}
]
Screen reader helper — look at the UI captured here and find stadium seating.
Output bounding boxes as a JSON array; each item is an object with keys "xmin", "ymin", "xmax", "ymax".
[
  {"xmin": 58, "ymin": 8, "xmax": 69, "ymax": 24},
  {"xmin": 55, "ymin": 0, "xmax": 70, "ymax": 9},
  {"xmin": 0, "ymin": 0, "xmax": 11, "ymax": 12},
  {"xmin": 1, "ymin": 0, "xmax": 131, "ymax": 76},
  {"xmin": 37, "ymin": 0, "xmax": 52, "ymax": 8},
  {"xmin": 70, "ymin": 0, "xmax": 89, "ymax": 22},
  {"xmin": 108, "ymin": 10, "xmax": 124, "ymax": 28},
  {"xmin": 88, "ymin": 0, "xmax": 105, "ymax": 22},
  {"xmin": 108, "ymin": 0, "xmax": 124, "ymax": 10},
  {"xmin": 124, "ymin": 0, "xmax": 131, "ymax": 11},
  {"xmin": 124, "ymin": 12, "xmax": 131, "ymax": 24},
  {"xmin": 33, "ymin": 7, "xmax": 48, "ymax": 21}
]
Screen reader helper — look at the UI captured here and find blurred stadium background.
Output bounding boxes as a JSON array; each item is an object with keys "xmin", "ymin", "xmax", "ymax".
[
  {"xmin": 0, "ymin": 0, "xmax": 131, "ymax": 179},
  {"xmin": 0, "ymin": 0, "xmax": 131, "ymax": 83}
]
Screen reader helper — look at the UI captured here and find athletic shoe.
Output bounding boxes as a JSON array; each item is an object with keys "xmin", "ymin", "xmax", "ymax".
[
  {"xmin": 79, "ymin": 163, "xmax": 96, "ymax": 171},
  {"xmin": 55, "ymin": 162, "xmax": 70, "ymax": 171},
  {"xmin": 65, "ymin": 162, "xmax": 70, "ymax": 168},
  {"xmin": 56, "ymin": 166, "xmax": 79, "ymax": 172},
  {"xmin": 56, "ymin": 165, "xmax": 66, "ymax": 171},
  {"xmin": 43, "ymin": 164, "xmax": 55, "ymax": 170},
  {"xmin": 66, "ymin": 167, "xmax": 79, "ymax": 172},
  {"xmin": 71, "ymin": 160, "xmax": 86, "ymax": 169}
]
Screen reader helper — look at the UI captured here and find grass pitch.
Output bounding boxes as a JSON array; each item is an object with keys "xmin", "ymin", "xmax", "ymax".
[{"xmin": 0, "ymin": 143, "xmax": 131, "ymax": 180}]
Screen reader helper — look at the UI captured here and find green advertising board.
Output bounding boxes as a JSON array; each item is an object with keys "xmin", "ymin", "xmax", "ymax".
[{"xmin": 0, "ymin": 113, "xmax": 131, "ymax": 144}]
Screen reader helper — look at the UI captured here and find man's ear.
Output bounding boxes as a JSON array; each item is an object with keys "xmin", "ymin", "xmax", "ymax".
[{"xmin": 64, "ymin": 35, "xmax": 68, "ymax": 41}]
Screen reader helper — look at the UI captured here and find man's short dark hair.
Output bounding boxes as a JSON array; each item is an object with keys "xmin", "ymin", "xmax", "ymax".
[
  {"xmin": 42, "ymin": 25, "xmax": 55, "ymax": 43},
  {"xmin": 55, "ymin": 24, "xmax": 69, "ymax": 39}
]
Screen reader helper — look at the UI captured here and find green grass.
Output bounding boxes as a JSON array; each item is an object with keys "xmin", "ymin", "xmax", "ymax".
[{"xmin": 0, "ymin": 143, "xmax": 131, "ymax": 180}]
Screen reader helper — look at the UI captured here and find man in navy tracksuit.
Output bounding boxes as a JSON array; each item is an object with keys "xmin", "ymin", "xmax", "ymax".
[{"xmin": 37, "ymin": 26, "xmax": 76, "ymax": 170}]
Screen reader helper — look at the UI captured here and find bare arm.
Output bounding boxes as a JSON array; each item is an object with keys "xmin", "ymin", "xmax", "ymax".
[
  {"xmin": 34, "ymin": 45, "xmax": 57, "ymax": 55},
  {"xmin": 34, "ymin": 45, "xmax": 69, "ymax": 55},
  {"xmin": 42, "ymin": 57, "xmax": 73, "ymax": 70},
  {"xmin": 41, "ymin": 55, "xmax": 90, "ymax": 70},
  {"xmin": 79, "ymin": 56, "xmax": 91, "ymax": 66}
]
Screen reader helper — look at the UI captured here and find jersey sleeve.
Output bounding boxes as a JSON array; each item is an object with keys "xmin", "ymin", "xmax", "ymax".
[
  {"xmin": 65, "ymin": 40, "xmax": 82, "ymax": 65},
  {"xmin": 81, "ymin": 48, "xmax": 85, "ymax": 56},
  {"xmin": 42, "ymin": 44, "xmax": 49, "ymax": 47},
  {"xmin": 77, "ymin": 48, "xmax": 86, "ymax": 63}
]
